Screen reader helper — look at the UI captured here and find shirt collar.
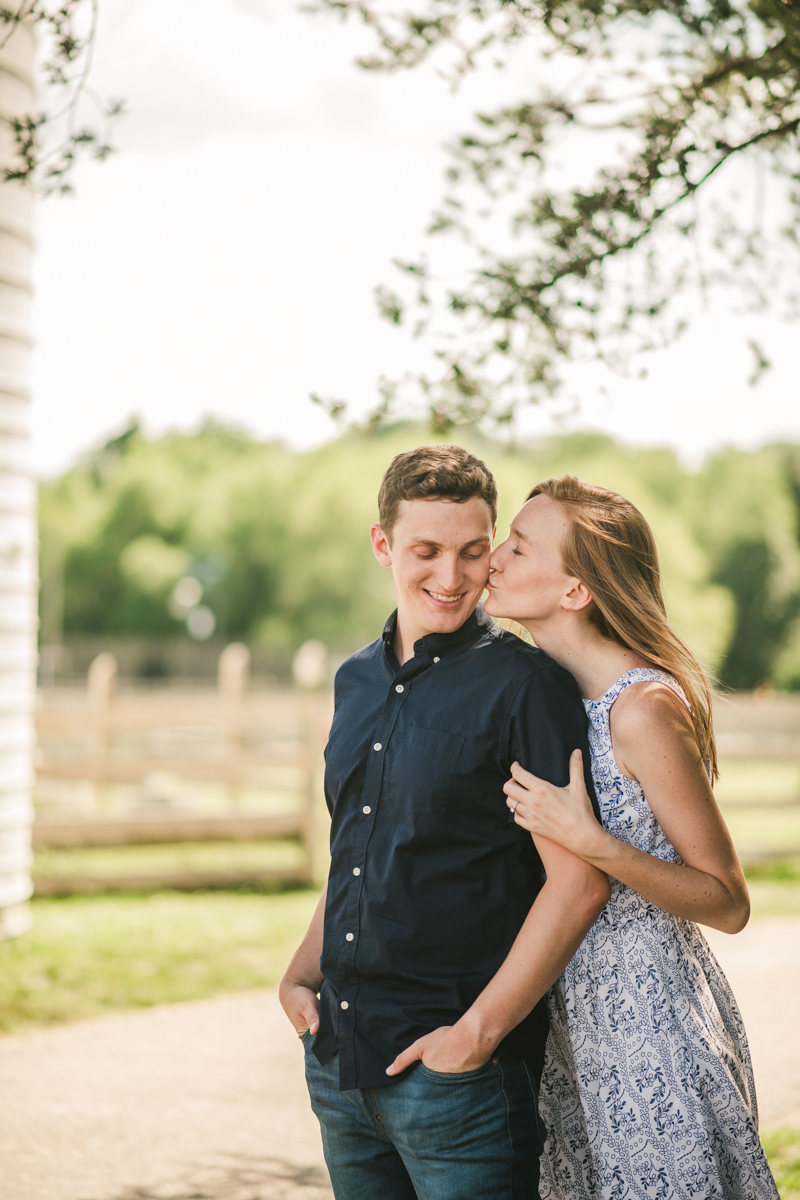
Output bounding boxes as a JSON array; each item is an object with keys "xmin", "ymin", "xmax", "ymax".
[{"xmin": 381, "ymin": 602, "xmax": 496, "ymax": 662}]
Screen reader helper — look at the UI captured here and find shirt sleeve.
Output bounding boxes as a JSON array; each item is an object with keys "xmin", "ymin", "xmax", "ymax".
[{"xmin": 505, "ymin": 663, "xmax": 601, "ymax": 820}]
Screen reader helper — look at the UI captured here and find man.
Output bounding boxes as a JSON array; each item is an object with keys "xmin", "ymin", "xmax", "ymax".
[{"xmin": 280, "ymin": 444, "xmax": 610, "ymax": 1199}]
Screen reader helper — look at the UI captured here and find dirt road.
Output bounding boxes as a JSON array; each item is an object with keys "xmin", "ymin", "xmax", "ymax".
[{"xmin": 1, "ymin": 915, "xmax": 798, "ymax": 1200}]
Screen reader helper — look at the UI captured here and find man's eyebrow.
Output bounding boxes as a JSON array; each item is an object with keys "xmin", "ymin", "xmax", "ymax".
[
  {"xmin": 510, "ymin": 524, "xmax": 531, "ymax": 545},
  {"xmin": 409, "ymin": 536, "xmax": 491, "ymax": 549}
]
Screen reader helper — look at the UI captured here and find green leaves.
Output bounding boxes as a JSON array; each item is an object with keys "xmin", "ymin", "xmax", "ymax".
[
  {"xmin": 316, "ymin": 0, "xmax": 800, "ymax": 428},
  {"xmin": 1, "ymin": 2, "xmax": 124, "ymax": 194}
]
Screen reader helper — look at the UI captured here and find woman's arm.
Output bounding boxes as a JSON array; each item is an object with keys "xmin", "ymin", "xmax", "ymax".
[
  {"xmin": 386, "ymin": 837, "xmax": 610, "ymax": 1076},
  {"xmin": 504, "ymin": 684, "xmax": 750, "ymax": 934}
]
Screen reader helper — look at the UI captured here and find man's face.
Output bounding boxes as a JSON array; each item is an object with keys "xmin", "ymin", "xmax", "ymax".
[{"xmin": 371, "ymin": 497, "xmax": 494, "ymax": 642}]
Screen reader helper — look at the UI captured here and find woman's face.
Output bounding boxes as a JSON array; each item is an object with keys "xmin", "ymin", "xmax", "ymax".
[{"xmin": 485, "ymin": 494, "xmax": 584, "ymax": 625}]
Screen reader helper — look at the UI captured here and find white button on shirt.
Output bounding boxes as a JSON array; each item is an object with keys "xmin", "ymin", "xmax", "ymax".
[
  {"xmin": 346, "ymin": 933, "xmax": 354, "ymax": 941},
  {"xmin": 374, "ymin": 743, "xmax": 382, "ymax": 751},
  {"xmin": 353, "ymin": 867, "xmax": 361, "ymax": 876},
  {"xmin": 341, "ymin": 1001, "xmax": 349, "ymax": 1010},
  {"xmin": 363, "ymin": 806, "xmax": 371, "ymax": 814},
  {"xmin": 395, "ymin": 684, "xmax": 404, "ymax": 693},
  {"xmin": 433, "ymin": 657, "xmax": 440, "ymax": 663}
]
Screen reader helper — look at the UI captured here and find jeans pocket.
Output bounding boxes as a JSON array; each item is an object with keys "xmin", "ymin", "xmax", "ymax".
[
  {"xmin": 300, "ymin": 1029, "xmax": 312, "ymax": 1045},
  {"xmin": 417, "ymin": 1059, "xmax": 495, "ymax": 1083}
]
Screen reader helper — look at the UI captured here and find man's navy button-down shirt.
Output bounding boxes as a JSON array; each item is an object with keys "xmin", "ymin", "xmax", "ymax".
[{"xmin": 314, "ymin": 604, "xmax": 597, "ymax": 1091}]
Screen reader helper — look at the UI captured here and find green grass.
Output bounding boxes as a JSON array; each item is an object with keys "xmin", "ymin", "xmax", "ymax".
[
  {"xmin": 716, "ymin": 760, "xmax": 800, "ymax": 861},
  {"xmin": 743, "ymin": 859, "xmax": 800, "ymax": 919},
  {"xmin": 745, "ymin": 858, "xmax": 800, "ymax": 881},
  {"xmin": 724, "ymin": 808, "xmax": 800, "ymax": 856},
  {"xmin": 763, "ymin": 1129, "xmax": 800, "ymax": 1199},
  {"xmin": 716, "ymin": 761, "xmax": 800, "ymax": 806},
  {"xmin": 33, "ymin": 839, "xmax": 306, "ymax": 882},
  {"xmin": 0, "ymin": 889, "xmax": 319, "ymax": 1034},
  {"xmin": 2, "ymin": 859, "xmax": 800, "ymax": 1065}
]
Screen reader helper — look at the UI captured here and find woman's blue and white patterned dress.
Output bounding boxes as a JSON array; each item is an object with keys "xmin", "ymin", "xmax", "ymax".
[{"xmin": 538, "ymin": 668, "xmax": 779, "ymax": 1200}]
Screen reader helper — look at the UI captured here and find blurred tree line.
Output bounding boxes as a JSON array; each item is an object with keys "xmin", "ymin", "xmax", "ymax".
[{"xmin": 38, "ymin": 419, "xmax": 800, "ymax": 691}]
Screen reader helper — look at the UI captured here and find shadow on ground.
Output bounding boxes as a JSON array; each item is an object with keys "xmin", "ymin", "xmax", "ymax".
[{"xmin": 94, "ymin": 1154, "xmax": 332, "ymax": 1200}]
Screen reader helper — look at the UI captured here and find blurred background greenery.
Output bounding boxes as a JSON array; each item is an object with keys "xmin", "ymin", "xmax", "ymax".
[{"xmin": 39, "ymin": 419, "xmax": 800, "ymax": 691}]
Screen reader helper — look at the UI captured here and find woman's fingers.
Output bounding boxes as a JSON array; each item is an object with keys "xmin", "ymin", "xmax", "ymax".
[
  {"xmin": 510, "ymin": 760, "xmax": 539, "ymax": 786},
  {"xmin": 568, "ymin": 748, "xmax": 584, "ymax": 784}
]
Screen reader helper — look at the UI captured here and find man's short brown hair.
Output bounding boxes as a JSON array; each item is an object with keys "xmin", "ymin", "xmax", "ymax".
[{"xmin": 377, "ymin": 444, "xmax": 498, "ymax": 541}]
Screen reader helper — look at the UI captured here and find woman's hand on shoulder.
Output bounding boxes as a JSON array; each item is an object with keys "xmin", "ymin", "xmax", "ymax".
[{"xmin": 503, "ymin": 749, "xmax": 607, "ymax": 861}]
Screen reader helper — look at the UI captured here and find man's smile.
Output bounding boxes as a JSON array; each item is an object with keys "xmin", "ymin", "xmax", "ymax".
[{"xmin": 425, "ymin": 590, "xmax": 466, "ymax": 605}]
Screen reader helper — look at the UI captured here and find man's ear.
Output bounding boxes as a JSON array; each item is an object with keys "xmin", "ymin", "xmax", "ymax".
[
  {"xmin": 371, "ymin": 523, "xmax": 393, "ymax": 567},
  {"xmin": 562, "ymin": 579, "xmax": 593, "ymax": 612}
]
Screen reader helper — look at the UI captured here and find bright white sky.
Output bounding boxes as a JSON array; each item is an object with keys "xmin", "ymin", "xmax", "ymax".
[{"xmin": 30, "ymin": 0, "xmax": 799, "ymax": 478}]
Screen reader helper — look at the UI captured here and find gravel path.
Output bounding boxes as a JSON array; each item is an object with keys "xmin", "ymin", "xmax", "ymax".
[{"xmin": 1, "ymin": 915, "xmax": 798, "ymax": 1200}]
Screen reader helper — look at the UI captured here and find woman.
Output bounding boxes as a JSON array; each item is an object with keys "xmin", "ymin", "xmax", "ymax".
[{"xmin": 484, "ymin": 475, "xmax": 778, "ymax": 1200}]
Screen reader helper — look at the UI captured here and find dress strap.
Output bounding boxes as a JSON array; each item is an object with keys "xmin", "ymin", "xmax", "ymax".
[{"xmin": 600, "ymin": 667, "xmax": 689, "ymax": 712}]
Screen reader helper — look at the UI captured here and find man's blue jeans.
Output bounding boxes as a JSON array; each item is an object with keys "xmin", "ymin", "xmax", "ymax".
[{"xmin": 303, "ymin": 1034, "xmax": 544, "ymax": 1200}]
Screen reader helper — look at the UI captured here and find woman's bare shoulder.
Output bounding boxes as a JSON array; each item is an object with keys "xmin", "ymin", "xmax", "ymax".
[{"xmin": 610, "ymin": 679, "xmax": 692, "ymax": 741}]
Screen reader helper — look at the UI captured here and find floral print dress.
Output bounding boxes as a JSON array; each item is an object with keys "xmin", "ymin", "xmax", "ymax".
[{"xmin": 538, "ymin": 668, "xmax": 779, "ymax": 1200}]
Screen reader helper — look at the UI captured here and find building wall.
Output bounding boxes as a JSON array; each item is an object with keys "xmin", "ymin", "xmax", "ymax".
[{"xmin": 0, "ymin": 20, "xmax": 36, "ymax": 938}]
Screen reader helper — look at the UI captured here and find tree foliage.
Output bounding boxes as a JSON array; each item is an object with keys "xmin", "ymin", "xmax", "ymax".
[
  {"xmin": 315, "ymin": 0, "xmax": 800, "ymax": 428},
  {"xmin": 0, "ymin": 2, "xmax": 123, "ymax": 193},
  {"xmin": 39, "ymin": 421, "xmax": 800, "ymax": 690}
]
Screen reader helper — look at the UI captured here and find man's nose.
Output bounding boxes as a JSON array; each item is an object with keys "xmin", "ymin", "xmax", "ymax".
[
  {"xmin": 489, "ymin": 546, "xmax": 503, "ymax": 573},
  {"xmin": 435, "ymin": 555, "xmax": 464, "ymax": 592}
]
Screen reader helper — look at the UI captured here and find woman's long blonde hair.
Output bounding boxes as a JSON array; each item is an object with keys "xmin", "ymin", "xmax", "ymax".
[{"xmin": 528, "ymin": 474, "xmax": 718, "ymax": 781}]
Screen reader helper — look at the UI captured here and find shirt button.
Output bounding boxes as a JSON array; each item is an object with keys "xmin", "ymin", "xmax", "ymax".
[
  {"xmin": 352, "ymin": 867, "xmax": 361, "ymax": 876},
  {"xmin": 362, "ymin": 805, "xmax": 371, "ymax": 814},
  {"xmin": 395, "ymin": 684, "xmax": 404, "ymax": 693},
  {"xmin": 341, "ymin": 1001, "xmax": 349, "ymax": 1010},
  {"xmin": 433, "ymin": 657, "xmax": 440, "ymax": 663},
  {"xmin": 373, "ymin": 743, "xmax": 382, "ymax": 751},
  {"xmin": 345, "ymin": 932, "xmax": 354, "ymax": 942}
]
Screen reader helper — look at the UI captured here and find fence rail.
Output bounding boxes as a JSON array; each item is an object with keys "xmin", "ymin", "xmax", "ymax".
[
  {"xmin": 33, "ymin": 645, "xmax": 332, "ymax": 894},
  {"xmin": 31, "ymin": 661, "xmax": 800, "ymax": 894}
]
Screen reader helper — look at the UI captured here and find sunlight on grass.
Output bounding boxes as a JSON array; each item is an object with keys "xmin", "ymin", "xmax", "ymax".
[
  {"xmin": 725, "ymin": 809, "xmax": 800, "ymax": 855},
  {"xmin": 33, "ymin": 839, "xmax": 305, "ymax": 880},
  {"xmin": 744, "ymin": 859, "xmax": 800, "ymax": 919},
  {"xmin": 0, "ymin": 889, "xmax": 319, "ymax": 1034},
  {"xmin": 716, "ymin": 762, "xmax": 800, "ymax": 806},
  {"xmin": 763, "ymin": 1129, "xmax": 800, "ymax": 1199},
  {"xmin": 3, "ymin": 864, "xmax": 800, "ymax": 1040}
]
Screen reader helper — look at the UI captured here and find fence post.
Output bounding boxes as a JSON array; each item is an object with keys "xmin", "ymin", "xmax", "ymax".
[
  {"xmin": 219, "ymin": 643, "xmax": 250, "ymax": 804},
  {"xmin": 87, "ymin": 653, "xmax": 116, "ymax": 806},
  {"xmin": 306, "ymin": 692, "xmax": 333, "ymax": 888}
]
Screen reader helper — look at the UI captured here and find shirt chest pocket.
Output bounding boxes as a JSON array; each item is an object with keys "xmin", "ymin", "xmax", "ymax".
[{"xmin": 382, "ymin": 727, "xmax": 465, "ymax": 815}]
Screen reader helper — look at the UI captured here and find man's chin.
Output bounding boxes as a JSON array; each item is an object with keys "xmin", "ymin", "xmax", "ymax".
[{"xmin": 423, "ymin": 600, "xmax": 474, "ymax": 631}]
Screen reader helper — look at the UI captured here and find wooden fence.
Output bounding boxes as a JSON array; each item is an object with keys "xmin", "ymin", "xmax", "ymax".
[
  {"xmin": 712, "ymin": 690, "xmax": 800, "ymax": 863},
  {"xmin": 33, "ymin": 646, "xmax": 332, "ymax": 895},
  {"xmin": 31, "ymin": 657, "xmax": 800, "ymax": 895}
]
